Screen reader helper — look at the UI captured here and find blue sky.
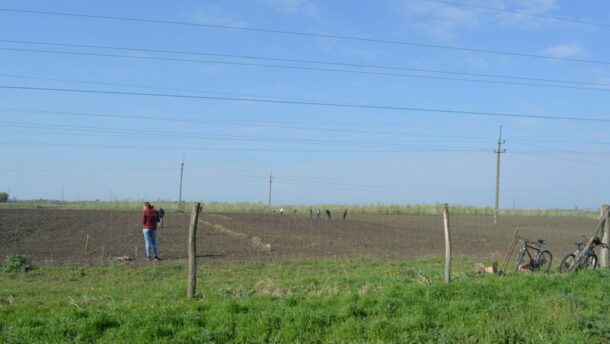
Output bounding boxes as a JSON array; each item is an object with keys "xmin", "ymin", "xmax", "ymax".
[{"xmin": 1, "ymin": 0, "xmax": 610, "ymax": 209}]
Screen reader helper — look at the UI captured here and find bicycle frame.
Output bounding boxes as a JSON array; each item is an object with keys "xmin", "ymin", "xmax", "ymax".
[{"xmin": 516, "ymin": 239, "xmax": 549, "ymax": 271}]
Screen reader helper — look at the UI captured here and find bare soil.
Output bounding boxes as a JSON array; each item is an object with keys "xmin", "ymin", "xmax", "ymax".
[{"xmin": 0, "ymin": 209, "xmax": 600, "ymax": 266}]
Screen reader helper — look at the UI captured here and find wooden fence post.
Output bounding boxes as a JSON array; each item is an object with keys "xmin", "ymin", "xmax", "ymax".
[
  {"xmin": 570, "ymin": 213, "xmax": 606, "ymax": 272},
  {"xmin": 601, "ymin": 205, "xmax": 609, "ymax": 268},
  {"xmin": 187, "ymin": 202, "xmax": 201, "ymax": 299},
  {"xmin": 442, "ymin": 203, "xmax": 452, "ymax": 283}
]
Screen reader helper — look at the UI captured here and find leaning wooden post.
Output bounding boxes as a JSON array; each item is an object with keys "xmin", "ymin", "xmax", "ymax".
[
  {"xmin": 601, "ymin": 205, "xmax": 609, "ymax": 268},
  {"xmin": 442, "ymin": 203, "xmax": 452, "ymax": 283},
  {"xmin": 187, "ymin": 202, "xmax": 201, "ymax": 299},
  {"xmin": 571, "ymin": 214, "xmax": 606, "ymax": 271},
  {"xmin": 500, "ymin": 229, "xmax": 520, "ymax": 275}
]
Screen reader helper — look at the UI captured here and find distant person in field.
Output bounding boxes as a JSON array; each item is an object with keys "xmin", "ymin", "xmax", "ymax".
[
  {"xmin": 157, "ymin": 207, "xmax": 165, "ymax": 227},
  {"xmin": 309, "ymin": 207, "xmax": 313, "ymax": 219},
  {"xmin": 343, "ymin": 209, "xmax": 348, "ymax": 221},
  {"xmin": 316, "ymin": 208, "xmax": 321, "ymax": 219},
  {"xmin": 325, "ymin": 209, "xmax": 331, "ymax": 221},
  {"xmin": 293, "ymin": 209, "xmax": 297, "ymax": 215},
  {"xmin": 280, "ymin": 208, "xmax": 284, "ymax": 216},
  {"xmin": 141, "ymin": 202, "xmax": 160, "ymax": 261}
]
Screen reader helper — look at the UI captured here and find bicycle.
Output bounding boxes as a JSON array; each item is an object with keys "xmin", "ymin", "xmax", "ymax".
[
  {"xmin": 515, "ymin": 238, "xmax": 553, "ymax": 272},
  {"xmin": 559, "ymin": 237, "xmax": 605, "ymax": 273}
]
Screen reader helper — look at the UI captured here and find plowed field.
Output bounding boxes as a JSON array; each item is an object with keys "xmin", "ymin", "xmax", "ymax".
[{"xmin": 0, "ymin": 208, "xmax": 600, "ymax": 266}]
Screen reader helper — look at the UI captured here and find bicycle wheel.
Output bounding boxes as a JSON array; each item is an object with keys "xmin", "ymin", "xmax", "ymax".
[
  {"xmin": 534, "ymin": 250, "xmax": 553, "ymax": 272},
  {"xmin": 584, "ymin": 253, "xmax": 598, "ymax": 269},
  {"xmin": 559, "ymin": 253, "xmax": 575, "ymax": 273}
]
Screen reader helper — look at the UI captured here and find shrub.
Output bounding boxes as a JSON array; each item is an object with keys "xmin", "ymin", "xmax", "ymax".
[{"xmin": 2, "ymin": 255, "xmax": 33, "ymax": 273}]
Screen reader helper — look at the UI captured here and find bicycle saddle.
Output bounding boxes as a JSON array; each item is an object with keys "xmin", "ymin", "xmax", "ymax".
[{"xmin": 537, "ymin": 239, "xmax": 546, "ymax": 244}]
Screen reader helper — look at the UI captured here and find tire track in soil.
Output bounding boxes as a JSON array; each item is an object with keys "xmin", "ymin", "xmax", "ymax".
[{"xmin": 199, "ymin": 219, "xmax": 272, "ymax": 252}]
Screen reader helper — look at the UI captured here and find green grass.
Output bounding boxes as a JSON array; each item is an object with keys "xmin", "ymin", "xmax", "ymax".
[
  {"xmin": 1, "ymin": 258, "xmax": 609, "ymax": 343},
  {"xmin": 0, "ymin": 200, "xmax": 598, "ymax": 217}
]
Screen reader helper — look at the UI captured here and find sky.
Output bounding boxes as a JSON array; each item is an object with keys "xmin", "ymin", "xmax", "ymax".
[{"xmin": 1, "ymin": 0, "xmax": 610, "ymax": 209}]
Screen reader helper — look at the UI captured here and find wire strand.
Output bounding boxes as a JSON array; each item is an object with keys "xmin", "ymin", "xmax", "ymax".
[
  {"xmin": 425, "ymin": 0, "xmax": 610, "ymax": 29},
  {"xmin": 2, "ymin": 84, "xmax": 610, "ymax": 123},
  {"xmin": 3, "ymin": 46, "xmax": 610, "ymax": 93},
  {"xmin": 3, "ymin": 39, "xmax": 610, "ymax": 88},
  {"xmin": 1, "ymin": 7, "xmax": 609, "ymax": 65}
]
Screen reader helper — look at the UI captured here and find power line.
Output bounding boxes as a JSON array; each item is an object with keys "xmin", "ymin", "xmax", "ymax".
[
  {"xmin": 8, "ymin": 126, "xmax": 610, "ymax": 158},
  {"xmin": 3, "ymin": 120, "xmax": 489, "ymax": 149},
  {"xmin": 1, "ymin": 7, "xmax": 609, "ymax": 66},
  {"xmin": 3, "ymin": 39, "xmax": 610, "ymax": 88},
  {"xmin": 426, "ymin": 0, "xmax": 610, "ymax": 29},
  {"xmin": 0, "ymin": 105, "xmax": 499, "ymax": 130},
  {"xmin": 0, "ymin": 141, "xmax": 489, "ymax": 153},
  {"xmin": 4, "ymin": 46, "xmax": 610, "ymax": 93},
  {"xmin": 0, "ymin": 73, "xmax": 335, "ymax": 103},
  {"xmin": 2, "ymin": 84, "xmax": 610, "ymax": 123},
  {"xmin": 6, "ymin": 120, "xmax": 610, "ymax": 157},
  {"xmin": 0, "ymin": 111, "xmax": 497, "ymax": 143}
]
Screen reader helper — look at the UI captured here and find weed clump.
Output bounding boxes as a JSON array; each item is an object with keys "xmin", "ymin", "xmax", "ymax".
[{"xmin": 2, "ymin": 255, "xmax": 33, "ymax": 273}]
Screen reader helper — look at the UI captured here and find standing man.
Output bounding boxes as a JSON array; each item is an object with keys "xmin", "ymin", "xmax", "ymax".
[
  {"xmin": 141, "ymin": 201, "xmax": 160, "ymax": 261},
  {"xmin": 157, "ymin": 207, "xmax": 165, "ymax": 228},
  {"xmin": 343, "ymin": 209, "xmax": 348, "ymax": 221}
]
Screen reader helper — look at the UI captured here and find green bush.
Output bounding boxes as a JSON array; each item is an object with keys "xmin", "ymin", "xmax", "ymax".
[
  {"xmin": 2, "ymin": 255, "xmax": 33, "ymax": 273},
  {"xmin": 0, "ymin": 192, "xmax": 8, "ymax": 203}
]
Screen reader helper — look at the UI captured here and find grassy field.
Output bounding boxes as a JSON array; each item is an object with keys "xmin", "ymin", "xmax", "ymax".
[
  {"xmin": 1, "ymin": 258, "xmax": 609, "ymax": 343},
  {"xmin": 0, "ymin": 200, "xmax": 599, "ymax": 217}
]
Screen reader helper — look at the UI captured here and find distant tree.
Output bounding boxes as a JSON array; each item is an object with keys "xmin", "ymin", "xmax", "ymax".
[{"xmin": 0, "ymin": 192, "xmax": 8, "ymax": 203}]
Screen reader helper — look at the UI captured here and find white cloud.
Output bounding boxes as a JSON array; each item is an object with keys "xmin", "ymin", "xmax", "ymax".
[
  {"xmin": 542, "ymin": 43, "xmax": 587, "ymax": 59},
  {"xmin": 515, "ymin": 0, "xmax": 557, "ymax": 14},
  {"xmin": 392, "ymin": 0, "xmax": 562, "ymax": 39},
  {"xmin": 494, "ymin": 0, "xmax": 559, "ymax": 28},
  {"xmin": 393, "ymin": 0, "xmax": 480, "ymax": 40},
  {"xmin": 185, "ymin": 4, "xmax": 248, "ymax": 27},
  {"xmin": 256, "ymin": 0, "xmax": 322, "ymax": 20}
]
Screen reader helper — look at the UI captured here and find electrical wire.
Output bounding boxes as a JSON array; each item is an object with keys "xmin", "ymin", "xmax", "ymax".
[
  {"xmin": 425, "ymin": 0, "xmax": 610, "ymax": 29},
  {"xmin": 2, "ymin": 84, "xmax": 610, "ymax": 123},
  {"xmin": 1, "ymin": 120, "xmax": 491, "ymax": 149},
  {"xmin": 1, "ymin": 7, "xmax": 609, "ymax": 65},
  {"xmin": 3, "ymin": 39, "xmax": 610, "ymax": 88},
  {"xmin": 0, "ymin": 107, "xmax": 499, "ymax": 142},
  {"xmin": 4, "ymin": 46, "xmax": 610, "ymax": 93},
  {"xmin": 0, "ymin": 141, "xmax": 490, "ymax": 153}
]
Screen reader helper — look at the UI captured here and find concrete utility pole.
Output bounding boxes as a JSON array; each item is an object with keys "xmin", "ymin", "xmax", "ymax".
[
  {"xmin": 494, "ymin": 126, "xmax": 506, "ymax": 225},
  {"xmin": 268, "ymin": 171, "xmax": 273, "ymax": 213},
  {"xmin": 178, "ymin": 156, "xmax": 185, "ymax": 211}
]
